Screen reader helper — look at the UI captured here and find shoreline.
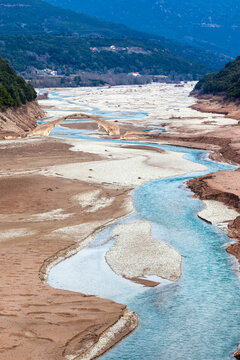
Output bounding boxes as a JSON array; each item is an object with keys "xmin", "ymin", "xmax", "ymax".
[
  {"xmin": 185, "ymin": 94, "xmax": 240, "ymax": 359},
  {"xmin": 41, "ymin": 207, "xmax": 140, "ymax": 360},
  {"xmin": 0, "ymin": 135, "xmax": 138, "ymax": 360},
  {"xmin": 188, "ymin": 175, "xmax": 240, "ymax": 359},
  {"xmin": 190, "ymin": 94, "xmax": 240, "ymax": 122},
  {"xmin": 73, "ymin": 309, "xmax": 138, "ymax": 360},
  {"xmin": 197, "ymin": 200, "xmax": 239, "ymax": 227}
]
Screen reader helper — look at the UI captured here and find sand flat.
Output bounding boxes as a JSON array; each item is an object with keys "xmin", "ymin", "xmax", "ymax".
[
  {"xmin": 41, "ymin": 139, "xmax": 207, "ymax": 187},
  {"xmin": 0, "ymin": 138, "xmax": 135, "ymax": 360},
  {"xmin": 44, "ymin": 84, "xmax": 238, "ymax": 136},
  {"xmin": 106, "ymin": 221, "xmax": 182, "ymax": 282}
]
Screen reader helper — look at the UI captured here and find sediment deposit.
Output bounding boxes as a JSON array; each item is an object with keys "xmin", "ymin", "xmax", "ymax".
[
  {"xmin": 0, "ymin": 136, "xmax": 136, "ymax": 360},
  {"xmin": 106, "ymin": 221, "xmax": 182, "ymax": 283},
  {"xmin": 191, "ymin": 94, "xmax": 240, "ymax": 121}
]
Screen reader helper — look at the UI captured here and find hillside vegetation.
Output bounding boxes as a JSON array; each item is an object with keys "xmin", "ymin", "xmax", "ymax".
[
  {"xmin": 47, "ymin": 0, "xmax": 240, "ymax": 57},
  {"xmin": 0, "ymin": 35, "xmax": 211, "ymax": 78},
  {"xmin": 0, "ymin": 0, "xmax": 229, "ymax": 74},
  {"xmin": 0, "ymin": 56, "xmax": 36, "ymax": 109},
  {"xmin": 0, "ymin": 0, "xmax": 142, "ymax": 38},
  {"xmin": 194, "ymin": 56, "xmax": 240, "ymax": 98}
]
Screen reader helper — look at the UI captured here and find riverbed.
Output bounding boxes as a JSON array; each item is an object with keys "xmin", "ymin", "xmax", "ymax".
[{"xmin": 44, "ymin": 84, "xmax": 240, "ymax": 360}]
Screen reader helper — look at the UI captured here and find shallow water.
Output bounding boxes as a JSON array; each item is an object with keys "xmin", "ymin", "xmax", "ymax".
[
  {"xmin": 143, "ymin": 127, "xmax": 167, "ymax": 133},
  {"xmin": 47, "ymin": 88, "xmax": 240, "ymax": 360},
  {"xmin": 49, "ymin": 144, "xmax": 240, "ymax": 359},
  {"xmin": 102, "ymin": 174, "xmax": 240, "ymax": 360}
]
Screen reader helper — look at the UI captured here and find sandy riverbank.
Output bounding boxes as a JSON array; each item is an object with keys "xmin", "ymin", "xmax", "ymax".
[
  {"xmin": 0, "ymin": 136, "xmax": 137, "ymax": 360},
  {"xmin": 40, "ymin": 138, "xmax": 206, "ymax": 188},
  {"xmin": 187, "ymin": 169, "xmax": 240, "ymax": 360},
  {"xmin": 185, "ymin": 93, "xmax": 240, "ymax": 275},
  {"xmin": 190, "ymin": 94, "xmax": 240, "ymax": 122},
  {"xmin": 188, "ymin": 169, "xmax": 240, "ymax": 256}
]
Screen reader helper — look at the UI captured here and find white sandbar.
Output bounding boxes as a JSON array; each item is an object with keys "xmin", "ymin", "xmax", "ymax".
[{"xmin": 106, "ymin": 221, "xmax": 182, "ymax": 282}]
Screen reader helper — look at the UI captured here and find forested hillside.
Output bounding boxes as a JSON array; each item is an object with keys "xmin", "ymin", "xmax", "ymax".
[
  {"xmin": 0, "ymin": 35, "xmax": 211, "ymax": 78},
  {"xmin": 0, "ymin": 0, "xmax": 142, "ymax": 38},
  {"xmin": 0, "ymin": 0, "xmax": 229, "ymax": 75},
  {"xmin": 194, "ymin": 56, "xmax": 240, "ymax": 98},
  {"xmin": 47, "ymin": 0, "xmax": 240, "ymax": 57},
  {"xmin": 0, "ymin": 56, "xmax": 36, "ymax": 109}
]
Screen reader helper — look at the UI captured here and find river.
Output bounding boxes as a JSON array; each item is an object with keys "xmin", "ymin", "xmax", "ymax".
[{"xmin": 43, "ymin": 85, "xmax": 240, "ymax": 360}]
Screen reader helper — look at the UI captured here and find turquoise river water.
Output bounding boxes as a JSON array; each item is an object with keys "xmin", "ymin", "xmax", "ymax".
[{"xmin": 46, "ymin": 92, "xmax": 240, "ymax": 360}]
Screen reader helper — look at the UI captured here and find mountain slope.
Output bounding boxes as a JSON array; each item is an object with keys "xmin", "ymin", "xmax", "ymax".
[
  {"xmin": 0, "ymin": 0, "xmax": 143, "ymax": 37},
  {"xmin": 0, "ymin": 35, "xmax": 210, "ymax": 80},
  {"xmin": 0, "ymin": 56, "xmax": 36, "ymax": 109},
  {"xmin": 46, "ymin": 0, "xmax": 240, "ymax": 57},
  {"xmin": 194, "ymin": 56, "xmax": 240, "ymax": 98},
  {"xmin": 0, "ymin": 56, "xmax": 44, "ymax": 138},
  {"xmin": 0, "ymin": 0, "xmax": 230, "ymax": 72}
]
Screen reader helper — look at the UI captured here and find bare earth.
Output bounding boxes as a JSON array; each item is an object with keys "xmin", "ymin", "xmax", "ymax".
[{"xmin": 0, "ymin": 137, "xmax": 135, "ymax": 360}]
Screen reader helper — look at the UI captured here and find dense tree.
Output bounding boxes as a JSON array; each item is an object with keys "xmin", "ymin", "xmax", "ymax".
[
  {"xmin": 0, "ymin": 35, "xmax": 210, "ymax": 78},
  {"xmin": 46, "ymin": 0, "xmax": 240, "ymax": 57},
  {"xmin": 0, "ymin": 56, "xmax": 36, "ymax": 109},
  {"xmin": 194, "ymin": 56, "xmax": 240, "ymax": 99},
  {"xmin": 0, "ymin": 0, "xmax": 229, "ymax": 71}
]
